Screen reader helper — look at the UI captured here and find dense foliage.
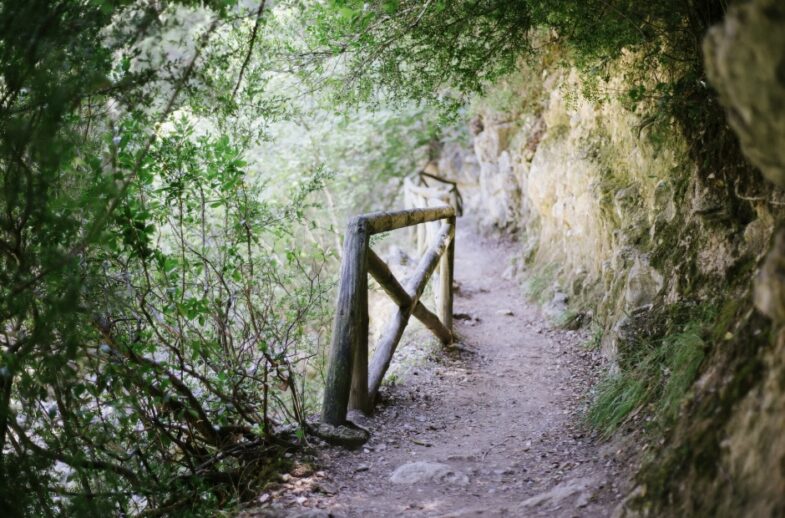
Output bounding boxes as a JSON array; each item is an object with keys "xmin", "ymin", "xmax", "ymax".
[
  {"xmin": 0, "ymin": 1, "xmax": 334, "ymax": 514},
  {"xmin": 0, "ymin": 0, "xmax": 450, "ymax": 513},
  {"xmin": 0, "ymin": 0, "xmax": 747, "ymax": 515},
  {"xmin": 306, "ymin": 0, "xmax": 738, "ymax": 170}
]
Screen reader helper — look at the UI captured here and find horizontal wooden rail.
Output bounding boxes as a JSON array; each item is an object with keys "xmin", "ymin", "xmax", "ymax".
[
  {"xmin": 321, "ymin": 206, "xmax": 456, "ymax": 425},
  {"xmin": 404, "ymin": 175, "xmax": 462, "ymax": 258},
  {"xmin": 362, "ymin": 206, "xmax": 455, "ymax": 234},
  {"xmin": 420, "ymin": 171, "xmax": 463, "ymax": 216}
]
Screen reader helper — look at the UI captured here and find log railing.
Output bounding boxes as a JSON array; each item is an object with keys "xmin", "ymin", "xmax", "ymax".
[{"xmin": 321, "ymin": 206, "xmax": 456, "ymax": 425}]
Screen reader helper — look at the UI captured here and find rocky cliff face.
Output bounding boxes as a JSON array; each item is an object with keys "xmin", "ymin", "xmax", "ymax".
[
  {"xmin": 653, "ymin": 1, "xmax": 785, "ymax": 515},
  {"xmin": 441, "ymin": 55, "xmax": 778, "ymax": 362},
  {"xmin": 436, "ymin": 3, "xmax": 785, "ymax": 513}
]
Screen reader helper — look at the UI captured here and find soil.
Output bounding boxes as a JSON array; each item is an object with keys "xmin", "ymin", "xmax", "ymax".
[{"xmin": 241, "ymin": 221, "xmax": 632, "ymax": 517}]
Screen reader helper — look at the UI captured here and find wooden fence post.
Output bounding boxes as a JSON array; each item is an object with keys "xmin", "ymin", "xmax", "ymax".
[
  {"xmin": 349, "ymin": 257, "xmax": 370, "ymax": 413},
  {"xmin": 321, "ymin": 217, "xmax": 369, "ymax": 425},
  {"xmin": 439, "ymin": 216, "xmax": 456, "ymax": 332}
]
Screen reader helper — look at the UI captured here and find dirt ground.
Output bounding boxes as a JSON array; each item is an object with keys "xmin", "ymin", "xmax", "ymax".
[{"xmin": 241, "ymin": 222, "xmax": 632, "ymax": 517}]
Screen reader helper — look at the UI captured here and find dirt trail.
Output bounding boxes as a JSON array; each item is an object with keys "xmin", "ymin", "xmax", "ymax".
[{"xmin": 248, "ymin": 222, "xmax": 629, "ymax": 517}]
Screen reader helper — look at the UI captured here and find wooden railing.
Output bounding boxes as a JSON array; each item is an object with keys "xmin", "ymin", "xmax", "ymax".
[
  {"xmin": 321, "ymin": 206, "xmax": 456, "ymax": 425},
  {"xmin": 404, "ymin": 171, "xmax": 463, "ymax": 256}
]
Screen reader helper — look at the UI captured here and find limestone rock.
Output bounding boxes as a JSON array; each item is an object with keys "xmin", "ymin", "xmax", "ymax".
[
  {"xmin": 720, "ymin": 329, "xmax": 785, "ymax": 517},
  {"xmin": 473, "ymin": 122, "xmax": 521, "ymax": 229},
  {"xmin": 754, "ymin": 228, "xmax": 785, "ymax": 323},
  {"xmin": 623, "ymin": 259, "xmax": 663, "ymax": 311},
  {"xmin": 704, "ymin": 0, "xmax": 785, "ymax": 186},
  {"xmin": 653, "ymin": 180, "xmax": 676, "ymax": 224},
  {"xmin": 743, "ymin": 218, "xmax": 774, "ymax": 259},
  {"xmin": 545, "ymin": 291, "xmax": 569, "ymax": 320},
  {"xmin": 389, "ymin": 461, "xmax": 469, "ymax": 485},
  {"xmin": 613, "ymin": 186, "xmax": 640, "ymax": 221},
  {"xmin": 310, "ymin": 423, "xmax": 369, "ymax": 448},
  {"xmin": 519, "ymin": 476, "xmax": 596, "ymax": 509},
  {"xmin": 290, "ymin": 511, "xmax": 331, "ymax": 518}
]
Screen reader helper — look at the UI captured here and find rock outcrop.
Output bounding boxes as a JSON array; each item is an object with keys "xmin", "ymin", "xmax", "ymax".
[
  {"xmin": 655, "ymin": 1, "xmax": 785, "ymax": 515},
  {"xmin": 704, "ymin": 0, "xmax": 785, "ymax": 188},
  {"xmin": 440, "ymin": 54, "xmax": 775, "ymax": 365}
]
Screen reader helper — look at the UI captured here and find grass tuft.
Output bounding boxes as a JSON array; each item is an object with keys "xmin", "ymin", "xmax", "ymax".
[
  {"xmin": 588, "ymin": 303, "xmax": 715, "ymax": 437},
  {"xmin": 522, "ymin": 263, "xmax": 558, "ymax": 304}
]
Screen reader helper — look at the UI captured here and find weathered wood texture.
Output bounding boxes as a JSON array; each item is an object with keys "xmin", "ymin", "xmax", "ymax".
[
  {"xmin": 349, "ymin": 259, "xmax": 369, "ymax": 413},
  {"xmin": 363, "ymin": 206, "xmax": 454, "ymax": 234},
  {"xmin": 368, "ymin": 222, "xmax": 454, "ymax": 402},
  {"xmin": 403, "ymin": 178, "xmax": 452, "ymax": 256},
  {"xmin": 439, "ymin": 216, "xmax": 456, "ymax": 330},
  {"xmin": 416, "ymin": 171, "xmax": 463, "ymax": 216},
  {"xmin": 321, "ymin": 217, "xmax": 369, "ymax": 425},
  {"xmin": 367, "ymin": 250, "xmax": 452, "ymax": 344}
]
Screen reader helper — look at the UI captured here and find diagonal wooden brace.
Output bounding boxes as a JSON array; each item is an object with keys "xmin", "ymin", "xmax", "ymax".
[
  {"xmin": 367, "ymin": 250, "xmax": 452, "ymax": 344},
  {"xmin": 367, "ymin": 222, "xmax": 454, "ymax": 403}
]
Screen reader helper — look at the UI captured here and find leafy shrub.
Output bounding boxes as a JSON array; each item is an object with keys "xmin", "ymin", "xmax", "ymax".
[{"xmin": 0, "ymin": 2, "xmax": 335, "ymax": 514}]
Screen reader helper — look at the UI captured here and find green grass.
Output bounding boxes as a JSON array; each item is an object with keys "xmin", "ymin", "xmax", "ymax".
[
  {"xmin": 522, "ymin": 263, "xmax": 558, "ymax": 304},
  {"xmin": 583, "ymin": 324, "xmax": 603, "ymax": 350},
  {"xmin": 589, "ymin": 374, "xmax": 648, "ymax": 435},
  {"xmin": 588, "ymin": 303, "xmax": 716, "ymax": 437},
  {"xmin": 554, "ymin": 309, "xmax": 578, "ymax": 328},
  {"xmin": 659, "ymin": 328, "xmax": 705, "ymax": 418}
]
